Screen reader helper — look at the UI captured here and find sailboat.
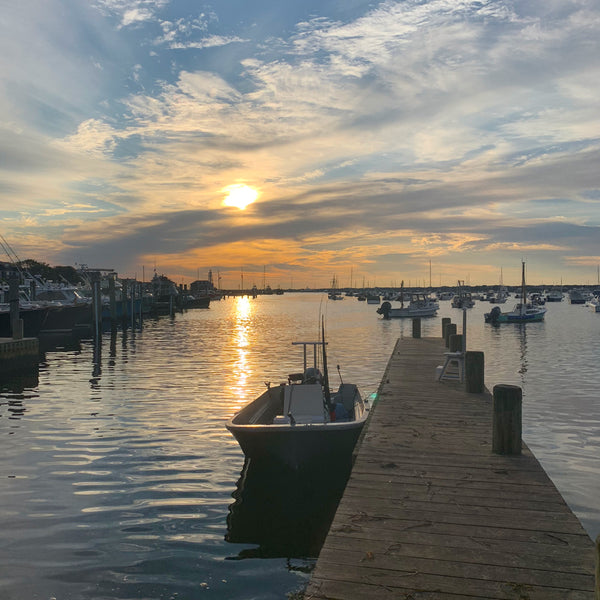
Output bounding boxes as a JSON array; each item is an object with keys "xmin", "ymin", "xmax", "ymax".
[
  {"xmin": 484, "ymin": 262, "xmax": 546, "ymax": 324},
  {"xmin": 328, "ymin": 275, "xmax": 343, "ymax": 300}
]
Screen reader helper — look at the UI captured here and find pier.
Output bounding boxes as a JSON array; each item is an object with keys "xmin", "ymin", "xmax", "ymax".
[
  {"xmin": 0, "ymin": 337, "xmax": 39, "ymax": 375},
  {"xmin": 306, "ymin": 336, "xmax": 597, "ymax": 599}
]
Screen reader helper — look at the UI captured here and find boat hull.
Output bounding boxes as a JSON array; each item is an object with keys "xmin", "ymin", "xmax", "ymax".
[
  {"xmin": 0, "ymin": 306, "xmax": 49, "ymax": 337},
  {"xmin": 227, "ymin": 421, "xmax": 366, "ymax": 470},
  {"xmin": 227, "ymin": 385, "xmax": 367, "ymax": 470},
  {"xmin": 485, "ymin": 313, "xmax": 546, "ymax": 323}
]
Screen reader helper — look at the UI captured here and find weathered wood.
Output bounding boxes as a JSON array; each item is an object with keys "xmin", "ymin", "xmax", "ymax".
[
  {"xmin": 448, "ymin": 333, "xmax": 462, "ymax": 352},
  {"xmin": 444, "ymin": 322, "xmax": 457, "ymax": 347},
  {"xmin": 108, "ymin": 275, "xmax": 117, "ymax": 321},
  {"xmin": 411, "ymin": 317, "xmax": 421, "ymax": 338},
  {"xmin": 493, "ymin": 383, "xmax": 522, "ymax": 455},
  {"xmin": 465, "ymin": 350, "xmax": 485, "ymax": 393},
  {"xmin": 306, "ymin": 337, "xmax": 595, "ymax": 599},
  {"xmin": 596, "ymin": 535, "xmax": 600, "ymax": 600},
  {"xmin": 441, "ymin": 317, "xmax": 451, "ymax": 339}
]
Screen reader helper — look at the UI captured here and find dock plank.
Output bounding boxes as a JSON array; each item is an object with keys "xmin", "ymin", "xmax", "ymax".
[{"xmin": 306, "ymin": 337, "xmax": 596, "ymax": 599}]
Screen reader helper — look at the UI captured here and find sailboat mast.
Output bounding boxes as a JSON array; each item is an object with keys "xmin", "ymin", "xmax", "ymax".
[{"xmin": 521, "ymin": 261, "xmax": 526, "ymax": 315}]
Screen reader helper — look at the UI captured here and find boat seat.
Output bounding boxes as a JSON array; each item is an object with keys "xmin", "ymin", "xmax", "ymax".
[
  {"xmin": 284, "ymin": 384, "xmax": 327, "ymax": 423},
  {"xmin": 336, "ymin": 383, "xmax": 357, "ymax": 414},
  {"xmin": 438, "ymin": 351, "xmax": 464, "ymax": 383}
]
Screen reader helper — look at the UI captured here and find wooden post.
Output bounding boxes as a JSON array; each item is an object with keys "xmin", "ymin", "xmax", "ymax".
[
  {"xmin": 108, "ymin": 276, "xmax": 117, "ymax": 322},
  {"xmin": 449, "ymin": 334, "xmax": 462, "ymax": 352},
  {"xmin": 121, "ymin": 280, "xmax": 129, "ymax": 323},
  {"xmin": 412, "ymin": 317, "xmax": 421, "ymax": 338},
  {"xmin": 445, "ymin": 323, "xmax": 457, "ymax": 348},
  {"xmin": 465, "ymin": 351, "xmax": 485, "ymax": 393},
  {"xmin": 595, "ymin": 533, "xmax": 599, "ymax": 600},
  {"xmin": 9, "ymin": 275, "xmax": 23, "ymax": 340},
  {"xmin": 441, "ymin": 317, "xmax": 451, "ymax": 339},
  {"xmin": 91, "ymin": 273, "xmax": 102, "ymax": 339},
  {"xmin": 492, "ymin": 384, "xmax": 522, "ymax": 455}
]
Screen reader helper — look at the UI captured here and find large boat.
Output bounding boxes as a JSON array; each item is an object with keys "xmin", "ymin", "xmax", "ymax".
[
  {"xmin": 226, "ymin": 339, "xmax": 367, "ymax": 470},
  {"xmin": 484, "ymin": 262, "xmax": 546, "ymax": 324}
]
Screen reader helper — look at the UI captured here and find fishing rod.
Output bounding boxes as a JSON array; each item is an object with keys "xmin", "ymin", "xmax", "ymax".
[{"xmin": 321, "ymin": 317, "xmax": 332, "ymax": 411}]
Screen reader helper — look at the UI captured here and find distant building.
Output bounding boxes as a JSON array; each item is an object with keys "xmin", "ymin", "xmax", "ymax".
[{"xmin": 190, "ymin": 280, "xmax": 217, "ymax": 297}]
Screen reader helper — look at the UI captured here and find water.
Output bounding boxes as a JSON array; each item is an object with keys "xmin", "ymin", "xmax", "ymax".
[{"xmin": 0, "ymin": 293, "xmax": 598, "ymax": 599}]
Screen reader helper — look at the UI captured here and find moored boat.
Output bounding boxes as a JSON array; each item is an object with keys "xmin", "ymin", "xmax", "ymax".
[
  {"xmin": 451, "ymin": 280, "xmax": 475, "ymax": 308},
  {"xmin": 226, "ymin": 338, "xmax": 367, "ymax": 470},
  {"xmin": 376, "ymin": 281, "xmax": 438, "ymax": 318},
  {"xmin": 484, "ymin": 262, "xmax": 546, "ymax": 324}
]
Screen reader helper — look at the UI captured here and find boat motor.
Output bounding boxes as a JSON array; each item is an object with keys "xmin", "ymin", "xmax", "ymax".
[
  {"xmin": 377, "ymin": 301, "xmax": 392, "ymax": 318},
  {"xmin": 487, "ymin": 306, "xmax": 502, "ymax": 323}
]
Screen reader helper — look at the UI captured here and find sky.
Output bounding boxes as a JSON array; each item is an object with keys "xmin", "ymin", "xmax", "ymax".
[{"xmin": 1, "ymin": 0, "xmax": 599, "ymax": 289}]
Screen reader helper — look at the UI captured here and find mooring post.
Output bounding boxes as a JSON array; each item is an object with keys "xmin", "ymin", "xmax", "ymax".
[
  {"xmin": 412, "ymin": 317, "xmax": 421, "ymax": 338},
  {"xmin": 445, "ymin": 323, "xmax": 457, "ymax": 348},
  {"xmin": 121, "ymin": 279, "xmax": 129, "ymax": 324},
  {"xmin": 449, "ymin": 334, "xmax": 462, "ymax": 352},
  {"xmin": 441, "ymin": 317, "xmax": 451, "ymax": 339},
  {"xmin": 465, "ymin": 351, "xmax": 485, "ymax": 393},
  {"xmin": 492, "ymin": 384, "xmax": 522, "ymax": 455},
  {"xmin": 595, "ymin": 533, "xmax": 599, "ymax": 600},
  {"xmin": 91, "ymin": 272, "xmax": 102, "ymax": 339},
  {"xmin": 9, "ymin": 275, "xmax": 23, "ymax": 340},
  {"xmin": 108, "ymin": 275, "xmax": 117, "ymax": 323}
]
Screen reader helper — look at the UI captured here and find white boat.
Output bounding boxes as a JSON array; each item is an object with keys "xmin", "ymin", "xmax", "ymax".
[
  {"xmin": 226, "ymin": 338, "xmax": 367, "ymax": 470},
  {"xmin": 436, "ymin": 291, "xmax": 454, "ymax": 301},
  {"xmin": 484, "ymin": 262, "xmax": 546, "ymax": 324},
  {"xmin": 489, "ymin": 287, "xmax": 508, "ymax": 304},
  {"xmin": 376, "ymin": 291, "xmax": 438, "ymax": 319},
  {"xmin": 586, "ymin": 297, "xmax": 600, "ymax": 313}
]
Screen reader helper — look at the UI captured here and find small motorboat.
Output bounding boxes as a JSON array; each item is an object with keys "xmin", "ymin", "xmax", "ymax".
[
  {"xmin": 484, "ymin": 262, "xmax": 546, "ymax": 324},
  {"xmin": 226, "ymin": 339, "xmax": 367, "ymax": 470}
]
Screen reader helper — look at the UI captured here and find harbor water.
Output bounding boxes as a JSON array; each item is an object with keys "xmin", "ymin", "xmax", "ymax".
[{"xmin": 1, "ymin": 293, "xmax": 598, "ymax": 599}]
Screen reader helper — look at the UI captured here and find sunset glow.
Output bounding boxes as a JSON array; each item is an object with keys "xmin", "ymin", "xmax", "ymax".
[{"xmin": 2, "ymin": 1, "xmax": 600, "ymax": 286}]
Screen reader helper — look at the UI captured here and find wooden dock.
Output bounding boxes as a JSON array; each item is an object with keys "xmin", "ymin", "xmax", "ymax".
[
  {"xmin": 0, "ymin": 337, "xmax": 39, "ymax": 375},
  {"xmin": 306, "ymin": 337, "xmax": 596, "ymax": 599}
]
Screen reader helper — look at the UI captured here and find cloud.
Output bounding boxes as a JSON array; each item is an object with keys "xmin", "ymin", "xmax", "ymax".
[{"xmin": 2, "ymin": 0, "xmax": 600, "ymax": 285}]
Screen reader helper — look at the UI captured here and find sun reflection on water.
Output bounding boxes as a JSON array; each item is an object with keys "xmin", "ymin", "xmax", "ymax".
[{"xmin": 229, "ymin": 296, "xmax": 255, "ymax": 405}]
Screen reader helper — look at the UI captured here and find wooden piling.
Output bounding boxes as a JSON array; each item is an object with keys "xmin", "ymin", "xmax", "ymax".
[
  {"xmin": 449, "ymin": 333, "xmax": 462, "ymax": 352},
  {"xmin": 412, "ymin": 317, "xmax": 421, "ymax": 338},
  {"xmin": 444, "ymin": 322, "xmax": 457, "ymax": 348},
  {"xmin": 596, "ymin": 535, "xmax": 600, "ymax": 600},
  {"xmin": 441, "ymin": 317, "xmax": 451, "ymax": 339},
  {"xmin": 108, "ymin": 275, "xmax": 117, "ymax": 322},
  {"xmin": 9, "ymin": 276, "xmax": 23, "ymax": 340},
  {"xmin": 91, "ymin": 273, "xmax": 102, "ymax": 338},
  {"xmin": 492, "ymin": 384, "xmax": 522, "ymax": 455},
  {"xmin": 465, "ymin": 350, "xmax": 485, "ymax": 393}
]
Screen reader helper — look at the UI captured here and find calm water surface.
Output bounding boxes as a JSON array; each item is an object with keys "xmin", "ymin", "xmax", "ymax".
[{"xmin": 0, "ymin": 293, "xmax": 598, "ymax": 599}]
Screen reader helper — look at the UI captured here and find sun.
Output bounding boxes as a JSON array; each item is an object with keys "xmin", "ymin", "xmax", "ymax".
[{"xmin": 222, "ymin": 184, "xmax": 259, "ymax": 210}]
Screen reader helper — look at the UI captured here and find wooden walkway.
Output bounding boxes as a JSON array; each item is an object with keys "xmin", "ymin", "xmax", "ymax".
[{"xmin": 306, "ymin": 337, "xmax": 596, "ymax": 599}]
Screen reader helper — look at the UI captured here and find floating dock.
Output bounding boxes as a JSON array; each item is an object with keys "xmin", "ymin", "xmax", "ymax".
[{"xmin": 306, "ymin": 336, "xmax": 596, "ymax": 599}]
